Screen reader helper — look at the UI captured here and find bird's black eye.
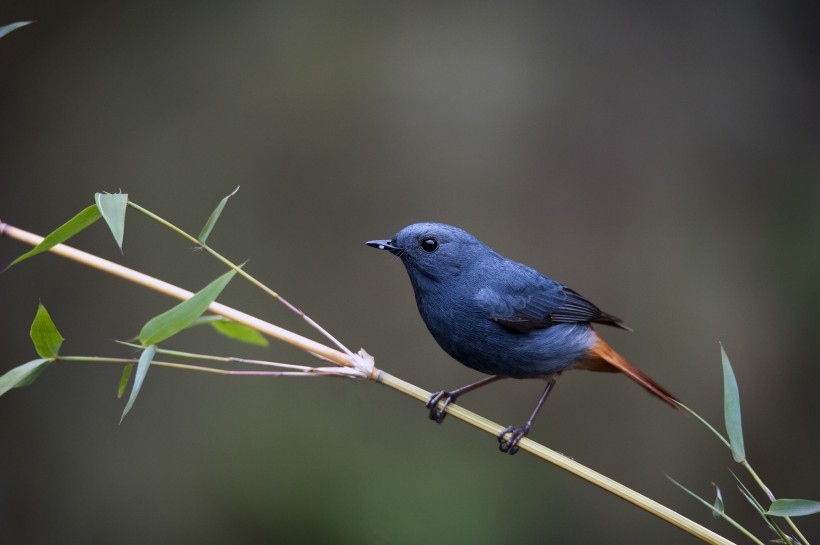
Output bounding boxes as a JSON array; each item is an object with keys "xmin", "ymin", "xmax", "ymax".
[{"xmin": 420, "ymin": 237, "xmax": 439, "ymax": 252}]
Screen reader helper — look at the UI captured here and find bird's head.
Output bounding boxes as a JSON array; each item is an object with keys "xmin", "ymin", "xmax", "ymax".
[{"xmin": 366, "ymin": 222, "xmax": 486, "ymax": 282}]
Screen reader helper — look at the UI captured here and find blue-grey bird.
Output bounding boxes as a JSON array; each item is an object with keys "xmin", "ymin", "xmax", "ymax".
[{"xmin": 366, "ymin": 223, "xmax": 678, "ymax": 454}]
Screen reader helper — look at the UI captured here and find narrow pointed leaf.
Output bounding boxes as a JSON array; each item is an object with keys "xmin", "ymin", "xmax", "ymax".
[
  {"xmin": 712, "ymin": 483, "xmax": 724, "ymax": 519},
  {"xmin": 0, "ymin": 21, "xmax": 33, "ymax": 39},
  {"xmin": 721, "ymin": 343, "xmax": 746, "ymax": 462},
  {"xmin": 667, "ymin": 477, "xmax": 724, "ymax": 517},
  {"xmin": 209, "ymin": 318, "xmax": 269, "ymax": 346},
  {"xmin": 120, "ymin": 345, "xmax": 155, "ymax": 423},
  {"xmin": 670, "ymin": 476, "xmax": 768, "ymax": 545},
  {"xmin": 189, "ymin": 315, "xmax": 268, "ymax": 346},
  {"xmin": 198, "ymin": 186, "xmax": 239, "ymax": 243},
  {"xmin": 29, "ymin": 303, "xmax": 64, "ymax": 358},
  {"xmin": 95, "ymin": 192, "xmax": 128, "ymax": 251},
  {"xmin": 7, "ymin": 205, "xmax": 101, "ymax": 268},
  {"xmin": 138, "ymin": 269, "xmax": 237, "ymax": 346},
  {"xmin": 733, "ymin": 472, "xmax": 790, "ymax": 541},
  {"xmin": 737, "ymin": 485, "xmax": 779, "ymax": 532},
  {"xmin": 117, "ymin": 364, "xmax": 134, "ymax": 399},
  {"xmin": 739, "ymin": 486, "xmax": 784, "ymax": 544},
  {"xmin": 0, "ymin": 359, "xmax": 51, "ymax": 396},
  {"xmin": 767, "ymin": 499, "xmax": 820, "ymax": 517},
  {"xmin": 189, "ymin": 315, "xmax": 224, "ymax": 326},
  {"xmin": 732, "ymin": 472, "xmax": 765, "ymax": 513}
]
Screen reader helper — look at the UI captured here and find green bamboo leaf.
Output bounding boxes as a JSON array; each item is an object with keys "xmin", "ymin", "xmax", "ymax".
[
  {"xmin": 6, "ymin": 204, "xmax": 101, "ymax": 269},
  {"xmin": 0, "ymin": 359, "xmax": 51, "ymax": 396},
  {"xmin": 198, "ymin": 186, "xmax": 239, "ymax": 243},
  {"xmin": 767, "ymin": 499, "xmax": 820, "ymax": 517},
  {"xmin": 95, "ymin": 192, "xmax": 128, "ymax": 251},
  {"xmin": 669, "ymin": 476, "xmax": 768, "ymax": 545},
  {"xmin": 120, "ymin": 345, "xmax": 155, "ymax": 423},
  {"xmin": 731, "ymin": 471, "xmax": 793, "ymax": 542},
  {"xmin": 721, "ymin": 343, "xmax": 746, "ymax": 462},
  {"xmin": 29, "ymin": 303, "xmax": 65, "ymax": 358},
  {"xmin": 117, "ymin": 364, "xmax": 134, "ymax": 399},
  {"xmin": 712, "ymin": 483, "xmax": 724, "ymax": 519},
  {"xmin": 732, "ymin": 471, "xmax": 766, "ymax": 514},
  {"xmin": 189, "ymin": 315, "xmax": 268, "ymax": 346},
  {"xmin": 0, "ymin": 21, "xmax": 33, "ymax": 39},
  {"xmin": 736, "ymin": 483, "xmax": 774, "ymax": 526},
  {"xmin": 189, "ymin": 315, "xmax": 224, "ymax": 326},
  {"xmin": 737, "ymin": 484, "xmax": 786, "ymax": 539},
  {"xmin": 138, "ymin": 269, "xmax": 237, "ymax": 346},
  {"xmin": 209, "ymin": 318, "xmax": 268, "ymax": 346}
]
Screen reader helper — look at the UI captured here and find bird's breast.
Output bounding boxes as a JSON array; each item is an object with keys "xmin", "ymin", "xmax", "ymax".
[{"xmin": 417, "ymin": 295, "xmax": 597, "ymax": 378}]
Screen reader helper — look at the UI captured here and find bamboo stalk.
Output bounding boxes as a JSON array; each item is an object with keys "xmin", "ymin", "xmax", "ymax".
[
  {"xmin": 1, "ymin": 223, "xmax": 351, "ymax": 367},
  {"xmin": 377, "ymin": 371, "xmax": 735, "ymax": 545},
  {"xmin": 0, "ymin": 220, "xmax": 737, "ymax": 545}
]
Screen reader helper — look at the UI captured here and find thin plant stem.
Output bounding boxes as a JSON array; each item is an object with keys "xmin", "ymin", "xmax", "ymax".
[
  {"xmin": 377, "ymin": 370, "xmax": 736, "ymax": 545},
  {"xmin": 741, "ymin": 462, "xmax": 809, "ymax": 545},
  {"xmin": 721, "ymin": 516, "xmax": 766, "ymax": 545},
  {"xmin": 115, "ymin": 341, "xmax": 315, "ymax": 371},
  {"xmin": 786, "ymin": 519, "xmax": 810, "ymax": 545},
  {"xmin": 667, "ymin": 476, "xmax": 766, "ymax": 545},
  {"xmin": 741, "ymin": 462, "xmax": 774, "ymax": 502},
  {"xmin": 60, "ymin": 355, "xmax": 239, "ymax": 376},
  {"xmin": 2, "ymin": 222, "xmax": 350, "ymax": 367},
  {"xmin": 678, "ymin": 402, "xmax": 732, "ymax": 449},
  {"xmin": 2, "ymin": 220, "xmax": 737, "ymax": 545},
  {"xmin": 58, "ymin": 355, "xmax": 325, "ymax": 377},
  {"xmin": 731, "ymin": 471, "xmax": 793, "ymax": 545},
  {"xmin": 126, "ymin": 200, "xmax": 355, "ymax": 358},
  {"xmin": 680, "ymin": 403, "xmax": 809, "ymax": 545}
]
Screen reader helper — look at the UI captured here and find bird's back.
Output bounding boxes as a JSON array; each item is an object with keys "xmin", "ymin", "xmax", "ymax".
[{"xmin": 413, "ymin": 252, "xmax": 598, "ymax": 378}]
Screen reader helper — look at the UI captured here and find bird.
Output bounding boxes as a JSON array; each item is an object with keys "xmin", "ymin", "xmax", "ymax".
[{"xmin": 366, "ymin": 222, "xmax": 678, "ymax": 454}]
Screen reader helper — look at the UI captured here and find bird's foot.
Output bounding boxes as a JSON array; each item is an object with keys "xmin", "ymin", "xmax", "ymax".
[
  {"xmin": 497, "ymin": 424, "xmax": 531, "ymax": 455},
  {"xmin": 426, "ymin": 390, "xmax": 457, "ymax": 424}
]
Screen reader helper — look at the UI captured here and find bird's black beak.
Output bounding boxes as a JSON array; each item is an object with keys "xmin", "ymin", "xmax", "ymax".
[{"xmin": 366, "ymin": 239, "xmax": 403, "ymax": 255}]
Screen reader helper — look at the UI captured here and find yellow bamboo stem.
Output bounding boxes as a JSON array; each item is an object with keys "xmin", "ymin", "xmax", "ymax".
[
  {"xmin": 377, "ymin": 370, "xmax": 735, "ymax": 545},
  {"xmin": 1, "ymin": 223, "xmax": 351, "ymax": 368},
  {"xmin": 1, "ymin": 219, "xmax": 737, "ymax": 545}
]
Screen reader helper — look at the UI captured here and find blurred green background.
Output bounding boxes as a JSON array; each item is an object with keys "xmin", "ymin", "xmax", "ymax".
[{"xmin": 2, "ymin": 2, "xmax": 819, "ymax": 543}]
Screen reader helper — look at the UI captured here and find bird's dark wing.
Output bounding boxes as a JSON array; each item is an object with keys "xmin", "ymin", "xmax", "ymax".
[
  {"xmin": 550, "ymin": 288, "xmax": 631, "ymax": 331},
  {"xmin": 478, "ymin": 265, "xmax": 631, "ymax": 332}
]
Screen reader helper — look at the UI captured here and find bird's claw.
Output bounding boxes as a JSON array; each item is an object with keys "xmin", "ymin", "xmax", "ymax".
[
  {"xmin": 497, "ymin": 424, "xmax": 531, "ymax": 455},
  {"xmin": 426, "ymin": 390, "xmax": 455, "ymax": 423}
]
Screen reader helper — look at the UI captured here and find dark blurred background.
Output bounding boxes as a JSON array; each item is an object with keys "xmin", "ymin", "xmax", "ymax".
[{"xmin": 1, "ymin": 2, "xmax": 818, "ymax": 544}]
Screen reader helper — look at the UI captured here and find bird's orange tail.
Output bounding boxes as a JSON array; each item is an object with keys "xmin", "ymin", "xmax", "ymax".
[{"xmin": 573, "ymin": 334, "xmax": 680, "ymax": 409}]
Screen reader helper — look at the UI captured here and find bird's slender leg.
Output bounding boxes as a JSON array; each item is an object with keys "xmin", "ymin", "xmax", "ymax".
[
  {"xmin": 498, "ymin": 375, "xmax": 560, "ymax": 455},
  {"xmin": 426, "ymin": 375, "xmax": 506, "ymax": 423}
]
